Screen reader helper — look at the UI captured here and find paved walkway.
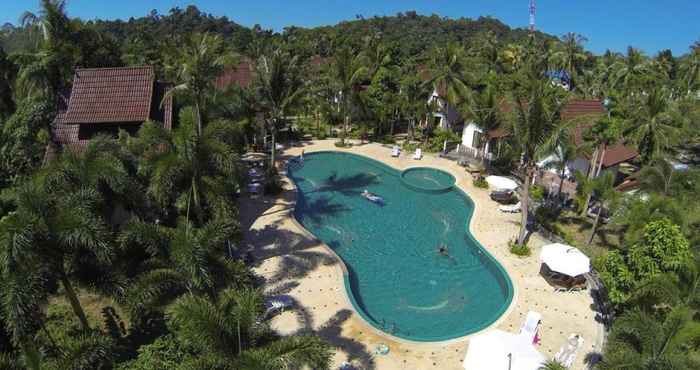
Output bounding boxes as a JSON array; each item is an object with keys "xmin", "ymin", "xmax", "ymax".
[{"xmin": 240, "ymin": 140, "xmax": 604, "ymax": 370}]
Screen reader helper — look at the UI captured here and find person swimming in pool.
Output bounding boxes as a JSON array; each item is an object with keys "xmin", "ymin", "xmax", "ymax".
[{"xmin": 438, "ymin": 244, "xmax": 449, "ymax": 256}]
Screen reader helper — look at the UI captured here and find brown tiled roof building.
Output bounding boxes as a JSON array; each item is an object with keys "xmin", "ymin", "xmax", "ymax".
[
  {"xmin": 215, "ymin": 58, "xmax": 255, "ymax": 90},
  {"xmin": 51, "ymin": 66, "xmax": 172, "ymax": 150}
]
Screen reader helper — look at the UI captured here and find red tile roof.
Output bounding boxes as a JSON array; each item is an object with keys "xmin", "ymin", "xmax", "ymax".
[
  {"xmin": 215, "ymin": 58, "xmax": 255, "ymax": 90},
  {"xmin": 60, "ymin": 66, "xmax": 155, "ymax": 124},
  {"xmin": 485, "ymin": 99, "xmax": 638, "ymax": 167}
]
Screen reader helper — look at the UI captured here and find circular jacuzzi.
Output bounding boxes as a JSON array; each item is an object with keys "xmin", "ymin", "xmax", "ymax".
[{"xmin": 400, "ymin": 167, "xmax": 456, "ymax": 193}]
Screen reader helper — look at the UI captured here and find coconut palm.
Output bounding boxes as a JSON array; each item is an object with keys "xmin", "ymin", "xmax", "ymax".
[
  {"xmin": 626, "ymin": 87, "xmax": 680, "ymax": 163},
  {"xmin": 600, "ymin": 307, "xmax": 700, "ymax": 369},
  {"xmin": 461, "ymin": 84, "xmax": 502, "ymax": 156},
  {"xmin": 399, "ymin": 69, "xmax": 431, "ymax": 141},
  {"xmin": 611, "ymin": 47, "xmax": 653, "ymax": 94},
  {"xmin": 540, "ymin": 141, "xmax": 577, "ymax": 198},
  {"xmin": 539, "ymin": 359, "xmax": 567, "ymax": 370},
  {"xmin": 253, "ymin": 48, "xmax": 306, "ymax": 169},
  {"xmin": 551, "ymin": 32, "xmax": 588, "ymax": 89},
  {"xmin": 680, "ymin": 44, "xmax": 700, "ymax": 94},
  {"xmin": 577, "ymin": 171, "xmax": 619, "ymax": 245},
  {"xmin": 425, "ymin": 43, "xmax": 472, "ymax": 123},
  {"xmin": 164, "ymin": 33, "xmax": 236, "ymax": 136},
  {"xmin": 510, "ymin": 65, "xmax": 570, "ymax": 246},
  {"xmin": 330, "ymin": 46, "xmax": 368, "ymax": 145},
  {"xmin": 14, "ymin": 0, "xmax": 74, "ymax": 101},
  {"xmin": 19, "ymin": 0, "xmax": 71, "ymax": 49},
  {"xmin": 640, "ymin": 157, "xmax": 678, "ymax": 196},
  {"xmin": 130, "ymin": 111, "xmax": 242, "ymax": 226},
  {"xmin": 168, "ymin": 289, "xmax": 332, "ymax": 369}
]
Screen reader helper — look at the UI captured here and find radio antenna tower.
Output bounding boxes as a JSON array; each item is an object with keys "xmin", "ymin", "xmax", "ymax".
[{"xmin": 529, "ymin": 0, "xmax": 536, "ymax": 32}]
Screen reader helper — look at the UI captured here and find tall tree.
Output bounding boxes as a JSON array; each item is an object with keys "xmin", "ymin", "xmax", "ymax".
[
  {"xmin": 551, "ymin": 32, "xmax": 588, "ymax": 89},
  {"xmin": 330, "ymin": 46, "xmax": 368, "ymax": 145},
  {"xmin": 253, "ymin": 48, "xmax": 306, "ymax": 169},
  {"xmin": 164, "ymin": 33, "xmax": 235, "ymax": 136},
  {"xmin": 425, "ymin": 43, "xmax": 471, "ymax": 125},
  {"xmin": 509, "ymin": 59, "xmax": 569, "ymax": 245},
  {"xmin": 626, "ymin": 87, "xmax": 680, "ymax": 163}
]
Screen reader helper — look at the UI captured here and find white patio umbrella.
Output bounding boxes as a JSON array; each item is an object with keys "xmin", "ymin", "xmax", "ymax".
[
  {"xmin": 486, "ymin": 176, "xmax": 519, "ymax": 191},
  {"xmin": 463, "ymin": 330, "xmax": 545, "ymax": 370},
  {"xmin": 540, "ymin": 243, "xmax": 590, "ymax": 277}
]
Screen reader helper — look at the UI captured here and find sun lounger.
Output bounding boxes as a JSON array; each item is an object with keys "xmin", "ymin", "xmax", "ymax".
[
  {"xmin": 519, "ymin": 311, "xmax": 542, "ymax": 343},
  {"xmin": 499, "ymin": 201, "xmax": 522, "ymax": 213},
  {"xmin": 413, "ymin": 148, "xmax": 422, "ymax": 160},
  {"xmin": 248, "ymin": 182, "xmax": 262, "ymax": 194},
  {"xmin": 391, "ymin": 146, "xmax": 400, "ymax": 157},
  {"xmin": 555, "ymin": 334, "xmax": 584, "ymax": 368},
  {"xmin": 263, "ymin": 295, "xmax": 294, "ymax": 319}
]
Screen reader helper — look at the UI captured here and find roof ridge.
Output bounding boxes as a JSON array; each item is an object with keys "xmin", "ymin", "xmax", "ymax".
[{"xmin": 75, "ymin": 66, "xmax": 154, "ymax": 72}]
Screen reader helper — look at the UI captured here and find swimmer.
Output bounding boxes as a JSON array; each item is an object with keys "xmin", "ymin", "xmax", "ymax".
[{"xmin": 438, "ymin": 244, "xmax": 449, "ymax": 256}]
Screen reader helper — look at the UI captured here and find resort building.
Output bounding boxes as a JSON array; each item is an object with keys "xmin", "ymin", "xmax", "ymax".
[
  {"xmin": 51, "ymin": 66, "xmax": 173, "ymax": 151},
  {"xmin": 459, "ymin": 99, "xmax": 638, "ymax": 179}
]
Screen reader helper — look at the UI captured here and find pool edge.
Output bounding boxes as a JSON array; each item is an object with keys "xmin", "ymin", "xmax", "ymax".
[{"xmin": 280, "ymin": 148, "xmax": 517, "ymax": 345}]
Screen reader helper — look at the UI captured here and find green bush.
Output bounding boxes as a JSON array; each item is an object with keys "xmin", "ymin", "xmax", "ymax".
[
  {"xmin": 473, "ymin": 177, "xmax": 488, "ymax": 189},
  {"xmin": 530, "ymin": 184, "xmax": 545, "ymax": 201},
  {"xmin": 426, "ymin": 129, "xmax": 459, "ymax": 152},
  {"xmin": 509, "ymin": 240, "xmax": 531, "ymax": 256}
]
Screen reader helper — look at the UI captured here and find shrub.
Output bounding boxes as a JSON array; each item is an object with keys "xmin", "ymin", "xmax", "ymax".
[
  {"xmin": 509, "ymin": 240, "xmax": 531, "ymax": 256},
  {"xmin": 473, "ymin": 177, "xmax": 488, "ymax": 189},
  {"xmin": 426, "ymin": 129, "xmax": 459, "ymax": 152},
  {"xmin": 530, "ymin": 184, "xmax": 545, "ymax": 202},
  {"xmin": 334, "ymin": 140, "xmax": 351, "ymax": 148}
]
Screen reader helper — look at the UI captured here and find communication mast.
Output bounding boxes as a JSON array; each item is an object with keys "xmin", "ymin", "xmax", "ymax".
[{"xmin": 529, "ymin": 0, "xmax": 536, "ymax": 32}]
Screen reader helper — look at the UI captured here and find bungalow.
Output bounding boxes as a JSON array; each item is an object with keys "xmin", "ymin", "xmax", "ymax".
[
  {"xmin": 459, "ymin": 99, "xmax": 638, "ymax": 178},
  {"xmin": 51, "ymin": 66, "xmax": 173, "ymax": 150},
  {"xmin": 215, "ymin": 57, "xmax": 255, "ymax": 90}
]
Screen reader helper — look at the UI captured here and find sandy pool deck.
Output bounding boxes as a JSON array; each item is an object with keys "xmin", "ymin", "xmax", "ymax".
[{"xmin": 240, "ymin": 140, "xmax": 604, "ymax": 370}]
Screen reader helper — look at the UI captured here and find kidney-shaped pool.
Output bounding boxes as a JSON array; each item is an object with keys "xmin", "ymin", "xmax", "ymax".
[{"xmin": 287, "ymin": 151, "xmax": 513, "ymax": 341}]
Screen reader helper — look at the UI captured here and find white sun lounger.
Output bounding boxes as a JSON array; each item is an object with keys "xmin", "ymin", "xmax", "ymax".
[
  {"xmin": 391, "ymin": 146, "xmax": 400, "ymax": 157},
  {"xmin": 413, "ymin": 148, "xmax": 422, "ymax": 160},
  {"xmin": 519, "ymin": 311, "xmax": 542, "ymax": 343},
  {"xmin": 499, "ymin": 201, "xmax": 522, "ymax": 213},
  {"xmin": 555, "ymin": 334, "xmax": 584, "ymax": 368},
  {"xmin": 263, "ymin": 295, "xmax": 294, "ymax": 319}
]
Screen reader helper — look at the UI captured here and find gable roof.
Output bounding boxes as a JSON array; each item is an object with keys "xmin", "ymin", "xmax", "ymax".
[
  {"xmin": 485, "ymin": 99, "xmax": 638, "ymax": 168},
  {"xmin": 60, "ymin": 66, "xmax": 155, "ymax": 124},
  {"xmin": 215, "ymin": 58, "xmax": 255, "ymax": 90}
]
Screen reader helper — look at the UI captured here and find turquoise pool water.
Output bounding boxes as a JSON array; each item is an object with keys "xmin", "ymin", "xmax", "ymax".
[{"xmin": 288, "ymin": 151, "xmax": 513, "ymax": 341}]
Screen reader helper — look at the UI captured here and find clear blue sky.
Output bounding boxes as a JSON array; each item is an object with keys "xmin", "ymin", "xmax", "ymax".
[{"xmin": 3, "ymin": 0, "xmax": 699, "ymax": 55}]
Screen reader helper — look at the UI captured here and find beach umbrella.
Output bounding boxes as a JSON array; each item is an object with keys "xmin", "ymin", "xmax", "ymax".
[
  {"xmin": 463, "ymin": 330, "xmax": 545, "ymax": 370},
  {"xmin": 242, "ymin": 152, "xmax": 267, "ymax": 163},
  {"xmin": 540, "ymin": 243, "xmax": 590, "ymax": 277},
  {"xmin": 486, "ymin": 176, "xmax": 519, "ymax": 191}
]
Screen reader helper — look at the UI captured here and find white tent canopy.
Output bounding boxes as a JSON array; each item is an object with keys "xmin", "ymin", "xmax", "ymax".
[
  {"xmin": 463, "ymin": 330, "xmax": 545, "ymax": 370},
  {"xmin": 540, "ymin": 243, "xmax": 590, "ymax": 277},
  {"xmin": 486, "ymin": 176, "xmax": 519, "ymax": 191}
]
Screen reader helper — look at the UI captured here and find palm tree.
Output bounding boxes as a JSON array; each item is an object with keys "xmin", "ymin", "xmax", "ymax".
[
  {"xmin": 164, "ymin": 33, "xmax": 235, "ymax": 136},
  {"xmin": 541, "ymin": 141, "xmax": 577, "ymax": 197},
  {"xmin": 680, "ymin": 42, "xmax": 700, "ymax": 93},
  {"xmin": 0, "ymin": 179, "xmax": 112, "ymax": 331},
  {"xmin": 461, "ymin": 84, "xmax": 502, "ymax": 156},
  {"xmin": 129, "ymin": 113, "xmax": 242, "ymax": 226},
  {"xmin": 120, "ymin": 219, "xmax": 251, "ymax": 320},
  {"xmin": 539, "ymin": 359, "xmax": 567, "ymax": 370},
  {"xmin": 611, "ymin": 47, "xmax": 653, "ymax": 94},
  {"xmin": 640, "ymin": 157, "xmax": 677, "ymax": 196},
  {"xmin": 510, "ymin": 67, "xmax": 570, "ymax": 246},
  {"xmin": 253, "ymin": 48, "xmax": 306, "ymax": 169},
  {"xmin": 425, "ymin": 43, "xmax": 472, "ymax": 127},
  {"xmin": 19, "ymin": 0, "xmax": 71, "ymax": 49},
  {"xmin": 399, "ymin": 69, "xmax": 430, "ymax": 141},
  {"xmin": 576, "ymin": 171, "xmax": 619, "ymax": 245},
  {"xmin": 330, "ymin": 47, "xmax": 368, "ymax": 145},
  {"xmin": 551, "ymin": 32, "xmax": 588, "ymax": 89},
  {"xmin": 15, "ymin": 0, "xmax": 74, "ymax": 101},
  {"xmin": 626, "ymin": 87, "xmax": 680, "ymax": 163},
  {"xmin": 168, "ymin": 289, "xmax": 332, "ymax": 369},
  {"xmin": 600, "ymin": 307, "xmax": 700, "ymax": 369}
]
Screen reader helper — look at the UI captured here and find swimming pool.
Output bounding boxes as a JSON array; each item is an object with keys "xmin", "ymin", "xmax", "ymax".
[{"xmin": 287, "ymin": 151, "xmax": 513, "ymax": 341}]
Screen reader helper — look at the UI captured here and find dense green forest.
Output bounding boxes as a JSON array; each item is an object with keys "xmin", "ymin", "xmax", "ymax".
[{"xmin": 1, "ymin": 1, "xmax": 700, "ymax": 369}]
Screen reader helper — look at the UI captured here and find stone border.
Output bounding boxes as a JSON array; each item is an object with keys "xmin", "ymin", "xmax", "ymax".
[{"xmin": 278, "ymin": 147, "xmax": 520, "ymax": 346}]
